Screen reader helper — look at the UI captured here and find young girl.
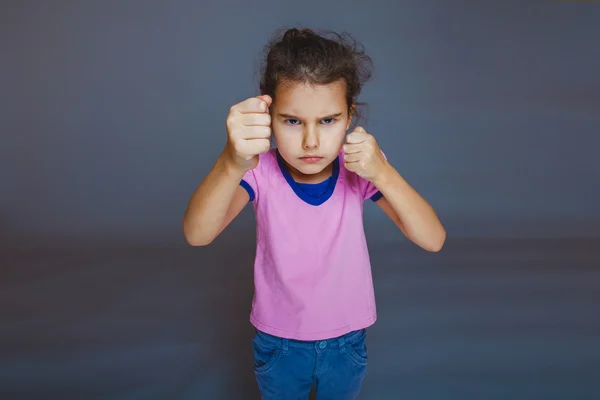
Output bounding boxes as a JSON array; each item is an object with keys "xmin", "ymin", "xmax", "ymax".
[{"xmin": 183, "ymin": 28, "xmax": 445, "ymax": 400}]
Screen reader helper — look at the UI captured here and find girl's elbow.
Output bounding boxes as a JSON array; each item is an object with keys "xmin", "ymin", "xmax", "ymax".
[
  {"xmin": 428, "ymin": 229, "xmax": 446, "ymax": 252},
  {"xmin": 182, "ymin": 221, "xmax": 214, "ymax": 247},
  {"xmin": 185, "ymin": 235, "xmax": 213, "ymax": 247},
  {"xmin": 427, "ymin": 242, "xmax": 444, "ymax": 252}
]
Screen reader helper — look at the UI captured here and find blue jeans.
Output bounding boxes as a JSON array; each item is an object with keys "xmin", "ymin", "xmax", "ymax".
[{"xmin": 252, "ymin": 328, "xmax": 368, "ymax": 399}]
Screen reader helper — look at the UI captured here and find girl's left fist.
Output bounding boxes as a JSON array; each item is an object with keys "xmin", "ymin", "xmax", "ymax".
[{"xmin": 343, "ymin": 126, "xmax": 386, "ymax": 182}]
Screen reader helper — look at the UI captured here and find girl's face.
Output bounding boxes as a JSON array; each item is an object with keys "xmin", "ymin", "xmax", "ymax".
[{"xmin": 271, "ymin": 79, "xmax": 352, "ymax": 183}]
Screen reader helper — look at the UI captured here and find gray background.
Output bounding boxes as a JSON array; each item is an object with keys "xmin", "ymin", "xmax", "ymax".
[{"xmin": 1, "ymin": 0, "xmax": 599, "ymax": 399}]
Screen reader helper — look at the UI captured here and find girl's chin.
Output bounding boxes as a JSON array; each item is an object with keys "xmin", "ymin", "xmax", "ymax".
[{"xmin": 288, "ymin": 159, "xmax": 334, "ymax": 178}]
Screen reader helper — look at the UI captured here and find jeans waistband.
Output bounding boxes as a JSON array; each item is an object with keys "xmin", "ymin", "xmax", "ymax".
[{"xmin": 255, "ymin": 328, "xmax": 366, "ymax": 351}]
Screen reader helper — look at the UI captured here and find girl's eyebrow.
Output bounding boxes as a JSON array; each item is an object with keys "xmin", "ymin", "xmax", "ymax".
[{"xmin": 278, "ymin": 112, "xmax": 343, "ymax": 119}]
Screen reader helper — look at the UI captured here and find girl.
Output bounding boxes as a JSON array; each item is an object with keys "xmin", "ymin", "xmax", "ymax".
[{"xmin": 183, "ymin": 28, "xmax": 445, "ymax": 400}]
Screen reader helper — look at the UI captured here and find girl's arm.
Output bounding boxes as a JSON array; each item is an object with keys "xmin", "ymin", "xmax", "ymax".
[
  {"xmin": 374, "ymin": 168, "xmax": 446, "ymax": 252},
  {"xmin": 183, "ymin": 95, "xmax": 272, "ymax": 246},
  {"xmin": 182, "ymin": 150, "xmax": 249, "ymax": 246},
  {"xmin": 343, "ymin": 127, "xmax": 446, "ymax": 252}
]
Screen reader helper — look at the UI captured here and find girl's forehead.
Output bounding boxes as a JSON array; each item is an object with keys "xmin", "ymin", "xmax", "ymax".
[
  {"xmin": 276, "ymin": 79, "xmax": 346, "ymax": 95},
  {"xmin": 274, "ymin": 80, "xmax": 347, "ymax": 110}
]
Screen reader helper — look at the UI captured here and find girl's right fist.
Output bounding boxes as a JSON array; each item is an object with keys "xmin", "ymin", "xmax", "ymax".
[{"xmin": 225, "ymin": 95, "xmax": 273, "ymax": 171}]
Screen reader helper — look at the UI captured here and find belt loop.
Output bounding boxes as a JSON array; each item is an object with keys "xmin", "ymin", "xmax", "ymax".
[
  {"xmin": 282, "ymin": 338, "xmax": 289, "ymax": 355},
  {"xmin": 338, "ymin": 336, "xmax": 346, "ymax": 354}
]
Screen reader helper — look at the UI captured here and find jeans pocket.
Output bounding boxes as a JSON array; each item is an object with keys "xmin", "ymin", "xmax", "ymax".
[
  {"xmin": 252, "ymin": 331, "xmax": 282, "ymax": 373},
  {"xmin": 344, "ymin": 330, "xmax": 368, "ymax": 366}
]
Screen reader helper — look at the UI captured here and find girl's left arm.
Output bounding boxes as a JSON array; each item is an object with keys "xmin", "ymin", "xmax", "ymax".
[
  {"xmin": 343, "ymin": 127, "xmax": 446, "ymax": 252},
  {"xmin": 373, "ymin": 167, "xmax": 446, "ymax": 252}
]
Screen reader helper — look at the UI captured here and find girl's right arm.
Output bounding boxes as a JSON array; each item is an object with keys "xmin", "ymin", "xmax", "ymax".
[{"xmin": 182, "ymin": 95, "xmax": 272, "ymax": 246}]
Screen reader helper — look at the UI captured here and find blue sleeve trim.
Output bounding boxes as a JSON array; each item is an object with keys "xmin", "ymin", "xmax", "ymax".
[
  {"xmin": 370, "ymin": 191, "xmax": 383, "ymax": 202},
  {"xmin": 240, "ymin": 179, "xmax": 255, "ymax": 202}
]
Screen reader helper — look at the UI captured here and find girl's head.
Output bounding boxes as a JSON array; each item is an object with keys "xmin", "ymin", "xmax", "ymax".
[{"xmin": 259, "ymin": 28, "xmax": 373, "ymax": 181}]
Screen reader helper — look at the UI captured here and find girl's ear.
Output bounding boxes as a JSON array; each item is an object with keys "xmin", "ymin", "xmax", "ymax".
[{"xmin": 346, "ymin": 104, "xmax": 356, "ymax": 131}]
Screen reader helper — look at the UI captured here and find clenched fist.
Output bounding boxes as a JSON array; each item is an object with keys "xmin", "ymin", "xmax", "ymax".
[
  {"xmin": 225, "ymin": 95, "xmax": 273, "ymax": 171},
  {"xmin": 343, "ymin": 126, "xmax": 387, "ymax": 182}
]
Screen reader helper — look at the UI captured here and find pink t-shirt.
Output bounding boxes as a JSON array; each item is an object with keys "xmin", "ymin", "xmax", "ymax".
[{"xmin": 240, "ymin": 148, "xmax": 383, "ymax": 341}]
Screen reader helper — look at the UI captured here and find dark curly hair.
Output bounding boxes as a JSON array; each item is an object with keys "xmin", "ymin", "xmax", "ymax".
[{"xmin": 259, "ymin": 27, "xmax": 374, "ymax": 125}]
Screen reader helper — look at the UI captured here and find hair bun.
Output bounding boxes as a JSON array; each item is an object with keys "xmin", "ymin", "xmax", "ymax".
[{"xmin": 282, "ymin": 28, "xmax": 315, "ymax": 41}]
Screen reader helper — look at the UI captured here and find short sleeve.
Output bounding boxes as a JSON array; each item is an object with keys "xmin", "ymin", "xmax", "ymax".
[
  {"xmin": 361, "ymin": 179, "xmax": 383, "ymax": 202},
  {"xmin": 239, "ymin": 152, "xmax": 272, "ymax": 203},
  {"xmin": 240, "ymin": 168, "xmax": 258, "ymax": 202}
]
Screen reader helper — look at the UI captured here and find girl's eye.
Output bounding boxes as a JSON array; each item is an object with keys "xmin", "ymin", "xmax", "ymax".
[{"xmin": 284, "ymin": 118, "xmax": 336, "ymax": 125}]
